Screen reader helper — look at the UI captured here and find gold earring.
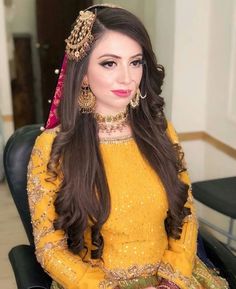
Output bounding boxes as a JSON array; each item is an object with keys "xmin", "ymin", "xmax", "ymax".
[
  {"xmin": 130, "ymin": 88, "xmax": 141, "ymax": 108},
  {"xmin": 78, "ymin": 85, "xmax": 96, "ymax": 113}
]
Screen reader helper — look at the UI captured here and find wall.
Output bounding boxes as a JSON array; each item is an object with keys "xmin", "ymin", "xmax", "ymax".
[
  {"xmin": 0, "ymin": 0, "xmax": 14, "ymax": 141},
  {"xmin": 93, "ymin": 0, "xmax": 144, "ymax": 21},
  {"xmin": 171, "ymin": 0, "xmax": 210, "ymax": 132},
  {"xmin": 10, "ymin": 0, "xmax": 35, "ymax": 33},
  {"xmin": 155, "ymin": 0, "xmax": 175, "ymax": 119},
  {"xmin": 172, "ymin": 0, "xmax": 236, "ymax": 181},
  {"xmin": 168, "ymin": 0, "xmax": 236, "ymax": 178},
  {"xmin": 1, "ymin": 0, "xmax": 43, "ymax": 142},
  {"xmin": 9, "ymin": 0, "xmax": 43, "ymax": 123},
  {"xmin": 2, "ymin": 0, "xmax": 43, "ymax": 135},
  {"xmin": 169, "ymin": 0, "xmax": 236, "ymax": 247},
  {"xmin": 206, "ymin": 0, "xmax": 236, "ymax": 149}
]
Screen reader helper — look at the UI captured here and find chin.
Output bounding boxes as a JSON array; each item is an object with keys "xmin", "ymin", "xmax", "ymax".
[
  {"xmin": 116, "ymin": 99, "xmax": 131, "ymax": 108},
  {"xmin": 115, "ymin": 103, "xmax": 130, "ymax": 111}
]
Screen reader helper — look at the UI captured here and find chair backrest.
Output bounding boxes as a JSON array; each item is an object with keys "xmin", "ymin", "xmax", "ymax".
[{"xmin": 4, "ymin": 124, "xmax": 42, "ymax": 246}]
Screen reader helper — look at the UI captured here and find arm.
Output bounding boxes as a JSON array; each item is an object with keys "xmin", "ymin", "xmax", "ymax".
[
  {"xmin": 157, "ymin": 123, "xmax": 198, "ymax": 289},
  {"xmin": 27, "ymin": 130, "xmax": 104, "ymax": 289}
]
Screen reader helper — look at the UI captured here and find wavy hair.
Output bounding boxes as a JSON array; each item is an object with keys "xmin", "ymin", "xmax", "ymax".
[{"xmin": 47, "ymin": 7, "xmax": 190, "ymax": 258}]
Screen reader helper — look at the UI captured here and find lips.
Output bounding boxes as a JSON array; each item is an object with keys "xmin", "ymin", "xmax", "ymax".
[{"xmin": 111, "ymin": 89, "xmax": 132, "ymax": 97}]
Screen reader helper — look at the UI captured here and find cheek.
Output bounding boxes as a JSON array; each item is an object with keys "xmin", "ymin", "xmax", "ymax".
[
  {"xmin": 89, "ymin": 72, "xmax": 113, "ymax": 92},
  {"xmin": 139, "ymin": 72, "xmax": 143, "ymax": 83},
  {"xmin": 134, "ymin": 69, "xmax": 143, "ymax": 86},
  {"xmin": 89, "ymin": 74, "xmax": 108, "ymax": 96}
]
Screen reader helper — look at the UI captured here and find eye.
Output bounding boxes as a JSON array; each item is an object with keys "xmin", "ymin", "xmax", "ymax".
[
  {"xmin": 99, "ymin": 61, "xmax": 117, "ymax": 69},
  {"xmin": 131, "ymin": 59, "xmax": 144, "ymax": 68}
]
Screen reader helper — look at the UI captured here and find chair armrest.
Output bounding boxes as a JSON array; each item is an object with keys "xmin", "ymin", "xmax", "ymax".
[
  {"xmin": 9, "ymin": 244, "xmax": 52, "ymax": 289},
  {"xmin": 199, "ymin": 227, "xmax": 236, "ymax": 289}
]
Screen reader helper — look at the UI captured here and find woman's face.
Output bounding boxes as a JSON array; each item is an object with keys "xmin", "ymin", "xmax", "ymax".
[{"xmin": 84, "ymin": 30, "xmax": 143, "ymax": 115}]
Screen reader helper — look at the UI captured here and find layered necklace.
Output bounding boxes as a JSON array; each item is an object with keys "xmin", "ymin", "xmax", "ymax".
[{"xmin": 94, "ymin": 109, "xmax": 128, "ymax": 134}]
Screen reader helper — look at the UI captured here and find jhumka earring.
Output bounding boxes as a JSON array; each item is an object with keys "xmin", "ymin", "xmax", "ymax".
[
  {"xmin": 78, "ymin": 85, "xmax": 96, "ymax": 113},
  {"xmin": 130, "ymin": 88, "xmax": 147, "ymax": 108}
]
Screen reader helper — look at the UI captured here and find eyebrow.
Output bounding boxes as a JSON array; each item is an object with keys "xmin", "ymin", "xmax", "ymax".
[{"xmin": 98, "ymin": 53, "xmax": 143, "ymax": 60}]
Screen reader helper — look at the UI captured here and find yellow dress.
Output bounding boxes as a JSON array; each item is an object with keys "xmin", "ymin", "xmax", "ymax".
[{"xmin": 27, "ymin": 123, "xmax": 228, "ymax": 289}]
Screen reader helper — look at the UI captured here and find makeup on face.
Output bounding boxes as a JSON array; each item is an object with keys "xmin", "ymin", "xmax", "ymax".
[
  {"xmin": 110, "ymin": 89, "xmax": 132, "ymax": 98},
  {"xmin": 85, "ymin": 30, "xmax": 143, "ymax": 115}
]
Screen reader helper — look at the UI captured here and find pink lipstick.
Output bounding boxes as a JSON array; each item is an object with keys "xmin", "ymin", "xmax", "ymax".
[{"xmin": 111, "ymin": 89, "xmax": 132, "ymax": 97}]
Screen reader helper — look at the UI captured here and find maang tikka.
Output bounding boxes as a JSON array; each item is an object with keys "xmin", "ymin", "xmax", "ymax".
[
  {"xmin": 44, "ymin": 4, "xmax": 123, "ymax": 129},
  {"xmin": 65, "ymin": 10, "xmax": 96, "ymax": 62},
  {"xmin": 65, "ymin": 4, "xmax": 121, "ymax": 61}
]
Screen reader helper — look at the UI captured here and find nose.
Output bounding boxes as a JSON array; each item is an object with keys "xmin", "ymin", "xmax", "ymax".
[{"xmin": 118, "ymin": 64, "xmax": 132, "ymax": 84}]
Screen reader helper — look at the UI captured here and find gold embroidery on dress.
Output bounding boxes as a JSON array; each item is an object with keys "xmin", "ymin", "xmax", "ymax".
[
  {"xmin": 158, "ymin": 261, "xmax": 191, "ymax": 287},
  {"xmin": 35, "ymin": 237, "xmax": 86, "ymax": 283},
  {"xmin": 190, "ymin": 257, "xmax": 229, "ymax": 289},
  {"xmin": 100, "ymin": 135, "xmax": 133, "ymax": 144},
  {"xmin": 51, "ymin": 280, "xmax": 65, "ymax": 289},
  {"xmin": 36, "ymin": 239, "xmax": 67, "ymax": 266},
  {"xmin": 28, "ymin": 134, "xmax": 92, "ymax": 286},
  {"xmin": 43, "ymin": 251, "xmax": 78, "ymax": 283},
  {"xmin": 34, "ymin": 226, "xmax": 55, "ymax": 246},
  {"xmin": 185, "ymin": 188, "xmax": 198, "ymax": 223},
  {"xmin": 27, "ymin": 127, "xmax": 208, "ymax": 288},
  {"xmin": 27, "ymin": 144, "xmax": 58, "ymax": 216},
  {"xmin": 99, "ymin": 262, "xmax": 160, "ymax": 289}
]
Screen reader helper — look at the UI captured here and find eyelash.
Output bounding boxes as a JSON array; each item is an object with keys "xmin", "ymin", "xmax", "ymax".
[
  {"xmin": 132, "ymin": 59, "xmax": 144, "ymax": 67},
  {"xmin": 100, "ymin": 59, "xmax": 144, "ymax": 69}
]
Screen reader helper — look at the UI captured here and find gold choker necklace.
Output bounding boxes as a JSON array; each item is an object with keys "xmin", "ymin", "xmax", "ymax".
[{"xmin": 94, "ymin": 110, "xmax": 128, "ymax": 134}]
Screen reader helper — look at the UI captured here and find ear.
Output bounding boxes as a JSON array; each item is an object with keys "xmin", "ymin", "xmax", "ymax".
[{"xmin": 82, "ymin": 75, "xmax": 89, "ymax": 86}]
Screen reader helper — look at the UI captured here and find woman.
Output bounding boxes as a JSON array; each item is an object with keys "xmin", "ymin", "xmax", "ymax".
[{"xmin": 27, "ymin": 4, "xmax": 229, "ymax": 289}]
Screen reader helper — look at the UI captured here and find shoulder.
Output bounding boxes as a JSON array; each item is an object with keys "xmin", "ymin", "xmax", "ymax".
[
  {"xmin": 34, "ymin": 126, "xmax": 60, "ymax": 151},
  {"xmin": 166, "ymin": 121, "xmax": 179, "ymax": 144}
]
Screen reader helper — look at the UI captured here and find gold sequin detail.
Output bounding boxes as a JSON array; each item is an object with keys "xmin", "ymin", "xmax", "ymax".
[
  {"xmin": 99, "ymin": 263, "xmax": 160, "ymax": 289},
  {"xmin": 158, "ymin": 262, "xmax": 191, "ymax": 288},
  {"xmin": 99, "ymin": 135, "xmax": 133, "ymax": 144},
  {"xmin": 190, "ymin": 257, "xmax": 229, "ymax": 289},
  {"xmin": 25, "ymin": 125, "xmax": 227, "ymax": 289},
  {"xmin": 51, "ymin": 280, "xmax": 65, "ymax": 289},
  {"xmin": 27, "ymin": 131, "xmax": 90, "ymax": 287}
]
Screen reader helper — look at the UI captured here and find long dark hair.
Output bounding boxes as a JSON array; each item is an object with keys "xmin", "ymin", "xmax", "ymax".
[{"xmin": 47, "ymin": 7, "xmax": 190, "ymax": 258}]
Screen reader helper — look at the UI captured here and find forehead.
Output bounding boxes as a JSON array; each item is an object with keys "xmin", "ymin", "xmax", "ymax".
[{"xmin": 90, "ymin": 30, "xmax": 142, "ymax": 57}]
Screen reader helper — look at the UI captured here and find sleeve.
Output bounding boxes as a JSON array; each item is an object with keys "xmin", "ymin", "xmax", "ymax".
[
  {"xmin": 157, "ymin": 122, "xmax": 198, "ymax": 289},
  {"xmin": 27, "ymin": 130, "xmax": 105, "ymax": 289}
]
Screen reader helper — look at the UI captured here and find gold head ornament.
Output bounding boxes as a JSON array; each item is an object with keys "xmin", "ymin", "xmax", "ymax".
[
  {"xmin": 65, "ymin": 4, "xmax": 122, "ymax": 62},
  {"xmin": 65, "ymin": 10, "xmax": 96, "ymax": 61}
]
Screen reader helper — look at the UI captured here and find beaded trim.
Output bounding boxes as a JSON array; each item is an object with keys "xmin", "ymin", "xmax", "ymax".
[
  {"xmin": 99, "ymin": 135, "xmax": 133, "ymax": 144},
  {"xmin": 42, "ymin": 126, "xmax": 133, "ymax": 144}
]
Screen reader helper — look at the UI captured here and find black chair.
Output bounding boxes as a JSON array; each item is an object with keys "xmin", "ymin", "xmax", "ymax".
[
  {"xmin": 192, "ymin": 177, "xmax": 236, "ymax": 250},
  {"xmin": 4, "ymin": 124, "xmax": 52, "ymax": 289},
  {"xmin": 3, "ymin": 124, "xmax": 236, "ymax": 289}
]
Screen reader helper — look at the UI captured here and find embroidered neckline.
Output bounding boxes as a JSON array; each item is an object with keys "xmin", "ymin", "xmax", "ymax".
[
  {"xmin": 43, "ymin": 126, "xmax": 134, "ymax": 144},
  {"xmin": 99, "ymin": 135, "xmax": 134, "ymax": 144}
]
